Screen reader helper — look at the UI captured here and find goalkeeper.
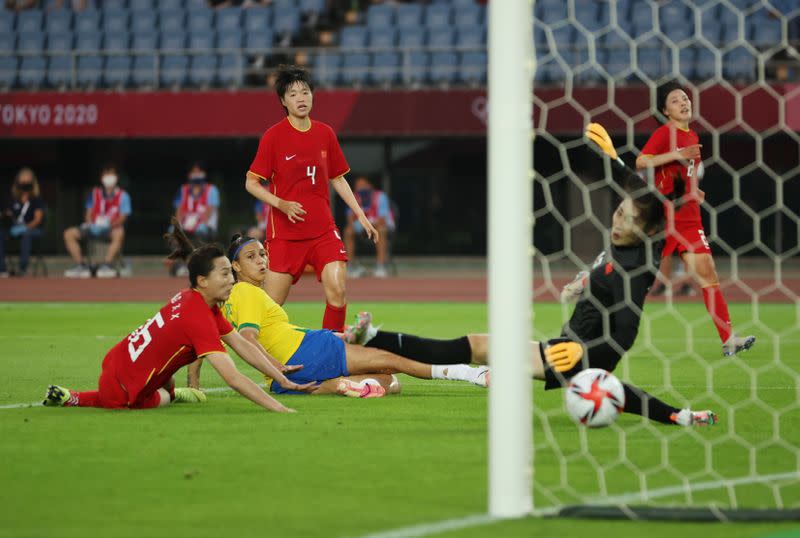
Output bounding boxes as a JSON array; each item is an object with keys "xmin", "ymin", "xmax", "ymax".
[{"xmin": 342, "ymin": 124, "xmax": 715, "ymax": 427}]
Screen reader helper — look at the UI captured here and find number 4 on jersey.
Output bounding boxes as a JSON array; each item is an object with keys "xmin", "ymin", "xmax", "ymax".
[{"xmin": 307, "ymin": 165, "xmax": 317, "ymax": 185}]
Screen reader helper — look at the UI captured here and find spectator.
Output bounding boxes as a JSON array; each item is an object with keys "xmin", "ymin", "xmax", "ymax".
[
  {"xmin": 169, "ymin": 162, "xmax": 220, "ymax": 276},
  {"xmin": 247, "ymin": 199, "xmax": 270, "ymax": 242},
  {"xmin": 64, "ymin": 166, "xmax": 131, "ymax": 279},
  {"xmin": 344, "ymin": 176, "xmax": 395, "ymax": 278},
  {"xmin": 0, "ymin": 167, "xmax": 45, "ymax": 278},
  {"xmin": 49, "ymin": 0, "xmax": 88, "ymax": 11},
  {"xmin": 4, "ymin": 0, "xmax": 39, "ymax": 11}
]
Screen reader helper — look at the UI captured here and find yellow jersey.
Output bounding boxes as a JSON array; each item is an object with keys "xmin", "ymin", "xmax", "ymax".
[{"xmin": 223, "ymin": 281, "xmax": 306, "ymax": 378}]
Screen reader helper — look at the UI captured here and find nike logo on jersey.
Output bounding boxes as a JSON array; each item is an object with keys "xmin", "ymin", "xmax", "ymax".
[
  {"xmin": 285, "ymin": 154, "xmax": 296, "ymax": 160},
  {"xmin": 339, "ymin": 249, "xmax": 347, "ymax": 254}
]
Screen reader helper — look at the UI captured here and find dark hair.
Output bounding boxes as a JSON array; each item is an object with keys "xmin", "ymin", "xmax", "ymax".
[
  {"xmin": 274, "ymin": 64, "xmax": 313, "ymax": 115},
  {"xmin": 656, "ymin": 80, "xmax": 686, "ymax": 122},
  {"xmin": 164, "ymin": 217, "xmax": 225, "ymax": 288},
  {"xmin": 625, "ymin": 173, "xmax": 686, "ymax": 235}
]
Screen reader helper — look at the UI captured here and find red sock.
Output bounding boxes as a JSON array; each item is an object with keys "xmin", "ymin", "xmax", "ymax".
[
  {"xmin": 323, "ymin": 303, "xmax": 347, "ymax": 332},
  {"xmin": 73, "ymin": 390, "xmax": 100, "ymax": 407},
  {"xmin": 702, "ymin": 285, "xmax": 733, "ymax": 343}
]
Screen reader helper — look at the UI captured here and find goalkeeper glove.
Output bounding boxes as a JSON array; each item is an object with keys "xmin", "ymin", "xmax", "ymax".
[
  {"xmin": 560, "ymin": 270, "xmax": 589, "ymax": 304},
  {"xmin": 544, "ymin": 341, "xmax": 584, "ymax": 373},
  {"xmin": 585, "ymin": 122, "xmax": 625, "ymax": 167}
]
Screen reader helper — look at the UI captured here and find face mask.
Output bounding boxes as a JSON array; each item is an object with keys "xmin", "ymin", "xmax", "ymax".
[
  {"xmin": 357, "ymin": 188, "xmax": 372, "ymax": 199},
  {"xmin": 101, "ymin": 174, "xmax": 118, "ymax": 189},
  {"xmin": 189, "ymin": 174, "xmax": 206, "ymax": 186},
  {"xmin": 18, "ymin": 183, "xmax": 33, "ymax": 192}
]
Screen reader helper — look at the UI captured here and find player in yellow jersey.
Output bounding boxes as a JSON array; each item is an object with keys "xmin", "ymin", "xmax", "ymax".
[{"xmin": 186, "ymin": 235, "xmax": 490, "ymax": 398}]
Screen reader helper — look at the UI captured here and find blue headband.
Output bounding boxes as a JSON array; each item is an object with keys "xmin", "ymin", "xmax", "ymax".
[{"xmin": 230, "ymin": 238, "xmax": 258, "ymax": 262}]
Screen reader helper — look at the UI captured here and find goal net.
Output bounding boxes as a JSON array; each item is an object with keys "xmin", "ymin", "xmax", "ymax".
[{"xmin": 514, "ymin": 0, "xmax": 800, "ymax": 519}]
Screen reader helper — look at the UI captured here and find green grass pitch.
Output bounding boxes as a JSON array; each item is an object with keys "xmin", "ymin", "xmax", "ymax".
[{"xmin": 1, "ymin": 301, "xmax": 798, "ymax": 538}]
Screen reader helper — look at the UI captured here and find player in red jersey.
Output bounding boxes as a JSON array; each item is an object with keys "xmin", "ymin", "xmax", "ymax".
[
  {"xmin": 244, "ymin": 65, "xmax": 378, "ymax": 332},
  {"xmin": 636, "ymin": 81, "xmax": 755, "ymax": 357},
  {"xmin": 42, "ymin": 220, "xmax": 314, "ymax": 412}
]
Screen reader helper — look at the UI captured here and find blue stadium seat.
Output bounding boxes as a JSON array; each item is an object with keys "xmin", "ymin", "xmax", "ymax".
[
  {"xmin": 188, "ymin": 33, "xmax": 214, "ymax": 51},
  {"xmin": 46, "ymin": 32, "xmax": 74, "ymax": 52},
  {"xmin": 630, "ymin": 2, "xmax": 654, "ymax": 33},
  {"xmin": 371, "ymin": 51, "xmax": 400, "ymax": 85},
  {"xmin": 17, "ymin": 11, "xmax": 43, "ymax": 33},
  {"xmin": 189, "ymin": 54, "xmax": 216, "ymax": 86},
  {"xmin": 217, "ymin": 30, "xmax": 242, "ymax": 50},
  {"xmin": 77, "ymin": 55, "xmax": 103, "ymax": 87},
  {"xmin": 188, "ymin": 9, "xmax": 214, "ymax": 33},
  {"xmin": 131, "ymin": 10, "xmax": 157, "ymax": 33},
  {"xmin": 104, "ymin": 32, "xmax": 129, "ymax": 52},
  {"xmin": 244, "ymin": 31, "xmax": 272, "ymax": 52},
  {"xmin": 749, "ymin": 11, "xmax": 781, "ymax": 47},
  {"xmin": 0, "ymin": 33, "xmax": 14, "ymax": 52},
  {"xmin": 340, "ymin": 26, "xmax": 367, "ymax": 49},
  {"xmin": 312, "ymin": 51, "xmax": 341, "ymax": 86},
  {"xmin": 454, "ymin": 5, "xmax": 484, "ymax": 28},
  {"xmin": 636, "ymin": 46, "xmax": 664, "ymax": 79},
  {"xmin": 216, "ymin": 7, "xmax": 241, "ymax": 32},
  {"xmin": 576, "ymin": 0, "xmax": 609, "ymax": 32},
  {"xmin": 102, "ymin": 9, "xmax": 129, "ymax": 34},
  {"xmin": 160, "ymin": 32, "xmax": 186, "ymax": 51},
  {"xmin": 678, "ymin": 46, "xmax": 696, "ymax": 79},
  {"xmin": 131, "ymin": 55, "xmax": 156, "ymax": 86},
  {"xmin": 398, "ymin": 28, "xmax": 425, "ymax": 49},
  {"xmin": 451, "ymin": 0, "xmax": 477, "ymax": 6},
  {"xmin": 429, "ymin": 51, "xmax": 458, "ymax": 84},
  {"xmin": 366, "ymin": 4, "xmax": 394, "ymax": 28},
  {"xmin": 157, "ymin": 0, "xmax": 183, "ymax": 9},
  {"xmin": 243, "ymin": 7, "xmax": 271, "ymax": 33},
  {"xmin": 459, "ymin": 50, "xmax": 486, "ymax": 84},
  {"xmin": 617, "ymin": 17, "xmax": 636, "ymax": 38},
  {"xmin": 185, "ymin": 0, "xmax": 208, "ymax": 8},
  {"xmin": 537, "ymin": 0, "xmax": 567, "ymax": 25},
  {"xmin": 273, "ymin": 7, "xmax": 300, "ymax": 36},
  {"xmin": 299, "ymin": 0, "xmax": 325, "ymax": 17},
  {"xmin": 74, "ymin": 10, "xmax": 101, "ymax": 33},
  {"xmin": 103, "ymin": 0, "xmax": 129, "ymax": 9},
  {"xmin": 218, "ymin": 52, "xmax": 243, "ymax": 86},
  {"xmin": 662, "ymin": 24, "xmax": 693, "ymax": 44},
  {"xmin": 700, "ymin": 15, "xmax": 724, "ymax": 46},
  {"xmin": 104, "ymin": 55, "xmax": 131, "ymax": 87},
  {"xmin": 716, "ymin": 6, "xmax": 741, "ymax": 47},
  {"xmin": 724, "ymin": 46, "xmax": 755, "ymax": 81},
  {"xmin": 533, "ymin": 21, "xmax": 547, "ymax": 47},
  {"xmin": 18, "ymin": 32, "xmax": 45, "ymax": 53},
  {"xmin": 75, "ymin": 32, "xmax": 102, "ymax": 52},
  {"xmin": 47, "ymin": 55, "xmax": 71, "ymax": 87},
  {"xmin": 550, "ymin": 25, "xmax": 574, "ymax": 59},
  {"xmin": 396, "ymin": 3, "xmax": 422, "ymax": 29},
  {"xmin": 694, "ymin": 46, "xmax": 716, "ymax": 80},
  {"xmin": 455, "ymin": 27, "xmax": 485, "ymax": 49},
  {"xmin": 131, "ymin": 31, "xmax": 158, "ymax": 51},
  {"xmin": 424, "ymin": 4, "xmax": 451, "ymax": 28},
  {"xmin": 158, "ymin": 9, "xmax": 184, "ymax": 33},
  {"xmin": 403, "ymin": 50, "xmax": 428, "ymax": 84},
  {"xmin": 19, "ymin": 56, "xmax": 46, "ymax": 88},
  {"xmin": 604, "ymin": 48, "xmax": 631, "ymax": 79},
  {"xmin": 272, "ymin": 0, "xmax": 294, "ymax": 10},
  {"xmin": 341, "ymin": 52, "xmax": 370, "ymax": 85},
  {"xmin": 0, "ymin": 11, "xmax": 14, "ymax": 34},
  {"xmin": 45, "ymin": 10, "xmax": 72, "ymax": 33},
  {"xmin": 427, "ymin": 27, "xmax": 455, "ymax": 49},
  {"xmin": 368, "ymin": 27, "xmax": 397, "ymax": 49},
  {"xmin": 0, "ymin": 56, "xmax": 17, "ymax": 88},
  {"xmin": 160, "ymin": 54, "xmax": 188, "ymax": 86},
  {"xmin": 613, "ymin": 0, "xmax": 631, "ymax": 27}
]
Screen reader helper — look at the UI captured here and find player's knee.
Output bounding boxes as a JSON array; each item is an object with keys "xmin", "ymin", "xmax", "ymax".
[{"xmin": 467, "ymin": 334, "xmax": 488, "ymax": 364}]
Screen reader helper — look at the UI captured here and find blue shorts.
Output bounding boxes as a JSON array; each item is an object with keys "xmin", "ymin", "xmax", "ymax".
[{"xmin": 270, "ymin": 329, "xmax": 349, "ymax": 394}]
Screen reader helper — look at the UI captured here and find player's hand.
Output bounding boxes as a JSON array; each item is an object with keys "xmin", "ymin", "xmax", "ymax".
[
  {"xmin": 279, "ymin": 380, "xmax": 317, "ymax": 394},
  {"xmin": 676, "ymin": 144, "xmax": 702, "ymax": 161},
  {"xmin": 359, "ymin": 214, "xmax": 380, "ymax": 243},
  {"xmin": 544, "ymin": 341, "xmax": 584, "ymax": 372},
  {"xmin": 278, "ymin": 199, "xmax": 306, "ymax": 223},
  {"xmin": 560, "ymin": 270, "xmax": 589, "ymax": 304},
  {"xmin": 281, "ymin": 364, "xmax": 304, "ymax": 374}
]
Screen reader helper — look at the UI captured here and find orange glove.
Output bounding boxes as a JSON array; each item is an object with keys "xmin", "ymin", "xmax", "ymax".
[{"xmin": 544, "ymin": 341, "xmax": 584, "ymax": 372}]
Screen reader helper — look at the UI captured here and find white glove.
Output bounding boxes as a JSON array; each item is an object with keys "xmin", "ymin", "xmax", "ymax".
[{"xmin": 560, "ymin": 270, "xmax": 589, "ymax": 304}]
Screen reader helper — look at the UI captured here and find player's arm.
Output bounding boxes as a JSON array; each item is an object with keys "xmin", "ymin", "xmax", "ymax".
[
  {"xmin": 245, "ymin": 171, "xmax": 306, "ymax": 223},
  {"xmin": 221, "ymin": 330, "xmax": 315, "ymax": 393},
  {"xmin": 331, "ymin": 176, "xmax": 379, "ymax": 243},
  {"xmin": 187, "ymin": 358, "xmax": 202, "ymax": 389},
  {"xmin": 238, "ymin": 327, "xmax": 303, "ymax": 375},
  {"xmin": 203, "ymin": 351, "xmax": 295, "ymax": 412}
]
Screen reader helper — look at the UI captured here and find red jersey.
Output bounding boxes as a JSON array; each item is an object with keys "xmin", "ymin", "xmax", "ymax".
[
  {"xmin": 248, "ymin": 118, "xmax": 349, "ymax": 241},
  {"xmin": 103, "ymin": 289, "xmax": 233, "ymax": 405},
  {"xmin": 640, "ymin": 123, "xmax": 704, "ymax": 223}
]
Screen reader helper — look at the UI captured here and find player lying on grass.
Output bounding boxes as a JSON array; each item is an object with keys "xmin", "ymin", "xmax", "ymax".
[
  {"xmin": 184, "ymin": 234, "xmax": 490, "ymax": 398},
  {"xmin": 43, "ymin": 220, "xmax": 315, "ymax": 412},
  {"xmin": 341, "ymin": 125, "xmax": 717, "ymax": 426}
]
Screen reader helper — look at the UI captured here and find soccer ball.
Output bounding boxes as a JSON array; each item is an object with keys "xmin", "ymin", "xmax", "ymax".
[{"xmin": 564, "ymin": 368, "xmax": 625, "ymax": 428}]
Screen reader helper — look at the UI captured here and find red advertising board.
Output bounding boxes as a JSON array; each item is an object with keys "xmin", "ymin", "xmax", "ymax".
[{"xmin": 0, "ymin": 85, "xmax": 797, "ymax": 138}]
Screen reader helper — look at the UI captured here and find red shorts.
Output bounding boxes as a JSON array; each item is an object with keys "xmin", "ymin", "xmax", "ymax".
[
  {"xmin": 663, "ymin": 221, "xmax": 712, "ymax": 257},
  {"xmin": 266, "ymin": 229, "xmax": 348, "ymax": 284},
  {"xmin": 97, "ymin": 357, "xmax": 172, "ymax": 409}
]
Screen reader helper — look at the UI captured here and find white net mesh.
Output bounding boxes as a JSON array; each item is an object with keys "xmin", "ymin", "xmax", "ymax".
[{"xmin": 530, "ymin": 0, "xmax": 800, "ymax": 515}]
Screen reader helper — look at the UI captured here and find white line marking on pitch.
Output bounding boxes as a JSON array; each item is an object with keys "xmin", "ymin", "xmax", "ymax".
[
  {"xmin": 0, "ymin": 386, "xmax": 242, "ymax": 410},
  {"xmin": 358, "ymin": 472, "xmax": 800, "ymax": 538}
]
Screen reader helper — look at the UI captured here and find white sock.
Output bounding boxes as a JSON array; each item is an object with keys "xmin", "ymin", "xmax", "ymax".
[
  {"xmin": 673, "ymin": 408, "xmax": 692, "ymax": 426},
  {"xmin": 431, "ymin": 364, "xmax": 474, "ymax": 382},
  {"xmin": 364, "ymin": 323, "xmax": 379, "ymax": 344}
]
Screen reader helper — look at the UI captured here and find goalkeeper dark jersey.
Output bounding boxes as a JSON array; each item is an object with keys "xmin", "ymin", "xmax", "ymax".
[{"xmin": 545, "ymin": 239, "xmax": 663, "ymax": 389}]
